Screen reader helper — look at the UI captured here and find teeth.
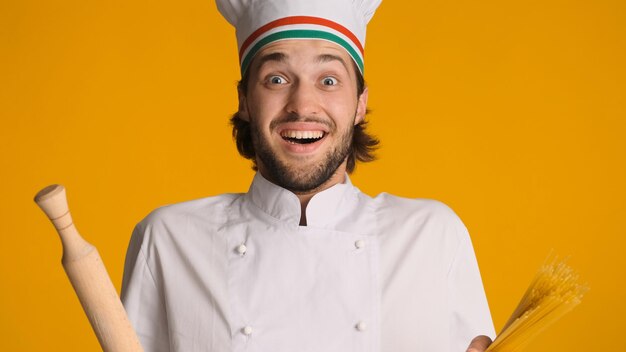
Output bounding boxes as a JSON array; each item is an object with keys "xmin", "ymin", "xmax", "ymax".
[{"xmin": 280, "ymin": 131, "xmax": 324, "ymax": 139}]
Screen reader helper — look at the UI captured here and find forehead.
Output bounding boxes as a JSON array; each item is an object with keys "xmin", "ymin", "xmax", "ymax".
[{"xmin": 250, "ymin": 39, "xmax": 354, "ymax": 71}]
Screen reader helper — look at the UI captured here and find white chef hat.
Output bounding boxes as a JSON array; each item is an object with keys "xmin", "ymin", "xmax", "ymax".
[{"xmin": 216, "ymin": 0, "xmax": 382, "ymax": 76}]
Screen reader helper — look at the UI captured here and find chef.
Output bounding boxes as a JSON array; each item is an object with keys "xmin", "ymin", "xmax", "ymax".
[{"xmin": 120, "ymin": 0, "xmax": 496, "ymax": 351}]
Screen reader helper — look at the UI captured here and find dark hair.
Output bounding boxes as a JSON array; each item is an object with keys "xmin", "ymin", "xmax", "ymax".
[{"xmin": 231, "ymin": 61, "xmax": 379, "ymax": 173}]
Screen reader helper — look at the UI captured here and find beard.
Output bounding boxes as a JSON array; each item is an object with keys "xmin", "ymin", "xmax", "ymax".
[{"xmin": 250, "ymin": 114, "xmax": 355, "ymax": 193}]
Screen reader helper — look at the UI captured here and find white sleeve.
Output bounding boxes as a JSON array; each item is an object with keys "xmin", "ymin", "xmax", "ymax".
[
  {"xmin": 121, "ymin": 223, "xmax": 171, "ymax": 352},
  {"xmin": 447, "ymin": 221, "xmax": 496, "ymax": 351}
]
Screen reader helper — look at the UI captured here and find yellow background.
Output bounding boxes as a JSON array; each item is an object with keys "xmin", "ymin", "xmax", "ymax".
[{"xmin": 1, "ymin": 0, "xmax": 624, "ymax": 350}]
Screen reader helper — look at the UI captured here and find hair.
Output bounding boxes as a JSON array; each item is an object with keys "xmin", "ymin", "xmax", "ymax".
[{"xmin": 230, "ymin": 60, "xmax": 379, "ymax": 173}]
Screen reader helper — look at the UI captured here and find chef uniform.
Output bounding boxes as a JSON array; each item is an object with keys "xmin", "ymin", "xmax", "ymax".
[{"xmin": 121, "ymin": 1, "xmax": 495, "ymax": 351}]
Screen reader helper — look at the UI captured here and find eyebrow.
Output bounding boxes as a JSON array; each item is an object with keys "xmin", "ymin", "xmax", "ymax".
[
  {"xmin": 256, "ymin": 52, "xmax": 288, "ymax": 69},
  {"xmin": 317, "ymin": 54, "xmax": 349, "ymax": 72}
]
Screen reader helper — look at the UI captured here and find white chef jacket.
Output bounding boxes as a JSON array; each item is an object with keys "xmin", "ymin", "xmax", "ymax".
[{"xmin": 121, "ymin": 173, "xmax": 495, "ymax": 352}]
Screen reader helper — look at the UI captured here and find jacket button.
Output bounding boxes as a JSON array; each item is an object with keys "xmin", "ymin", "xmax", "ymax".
[
  {"xmin": 355, "ymin": 321, "xmax": 367, "ymax": 331},
  {"xmin": 242, "ymin": 326, "xmax": 253, "ymax": 335},
  {"xmin": 237, "ymin": 244, "xmax": 247, "ymax": 255},
  {"xmin": 355, "ymin": 240, "xmax": 365, "ymax": 249}
]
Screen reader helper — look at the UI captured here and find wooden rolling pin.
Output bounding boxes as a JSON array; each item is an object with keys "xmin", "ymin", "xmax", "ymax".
[{"xmin": 34, "ymin": 184, "xmax": 143, "ymax": 352}]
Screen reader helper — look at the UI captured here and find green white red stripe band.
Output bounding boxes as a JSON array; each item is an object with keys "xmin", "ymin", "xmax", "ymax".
[{"xmin": 239, "ymin": 16, "xmax": 365, "ymax": 75}]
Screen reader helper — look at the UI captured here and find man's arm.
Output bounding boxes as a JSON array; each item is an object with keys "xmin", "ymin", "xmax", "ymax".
[
  {"xmin": 447, "ymin": 213, "xmax": 496, "ymax": 351},
  {"xmin": 121, "ymin": 222, "xmax": 171, "ymax": 352}
]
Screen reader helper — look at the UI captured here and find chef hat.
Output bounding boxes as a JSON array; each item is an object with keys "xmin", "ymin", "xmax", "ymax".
[{"xmin": 216, "ymin": 0, "xmax": 382, "ymax": 76}]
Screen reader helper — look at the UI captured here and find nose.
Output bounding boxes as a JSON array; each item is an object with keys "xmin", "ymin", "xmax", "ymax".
[{"xmin": 285, "ymin": 81, "xmax": 320, "ymax": 117}]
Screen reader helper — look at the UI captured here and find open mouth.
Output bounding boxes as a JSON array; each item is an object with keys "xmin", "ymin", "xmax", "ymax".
[{"xmin": 280, "ymin": 130, "xmax": 326, "ymax": 144}]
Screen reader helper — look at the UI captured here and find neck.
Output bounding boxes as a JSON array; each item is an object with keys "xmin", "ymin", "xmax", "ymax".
[
  {"xmin": 258, "ymin": 163, "xmax": 348, "ymax": 226},
  {"xmin": 293, "ymin": 170, "xmax": 346, "ymax": 225}
]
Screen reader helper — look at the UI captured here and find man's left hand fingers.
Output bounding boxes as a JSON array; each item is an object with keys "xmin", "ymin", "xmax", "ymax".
[{"xmin": 466, "ymin": 335, "xmax": 493, "ymax": 352}]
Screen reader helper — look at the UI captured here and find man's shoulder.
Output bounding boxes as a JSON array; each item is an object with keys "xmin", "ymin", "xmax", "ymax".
[
  {"xmin": 368, "ymin": 192, "xmax": 468, "ymax": 239},
  {"xmin": 136, "ymin": 192, "xmax": 243, "ymax": 230},
  {"xmin": 372, "ymin": 192, "xmax": 461, "ymax": 221}
]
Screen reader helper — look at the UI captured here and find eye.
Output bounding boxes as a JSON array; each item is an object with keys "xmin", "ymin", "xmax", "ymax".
[
  {"xmin": 268, "ymin": 75, "xmax": 287, "ymax": 84},
  {"xmin": 321, "ymin": 77, "xmax": 338, "ymax": 86}
]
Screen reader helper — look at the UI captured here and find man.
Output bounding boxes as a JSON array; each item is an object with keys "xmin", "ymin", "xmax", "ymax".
[{"xmin": 121, "ymin": 0, "xmax": 496, "ymax": 351}]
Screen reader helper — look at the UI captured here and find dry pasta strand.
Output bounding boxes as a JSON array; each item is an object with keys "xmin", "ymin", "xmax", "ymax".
[{"xmin": 486, "ymin": 254, "xmax": 588, "ymax": 352}]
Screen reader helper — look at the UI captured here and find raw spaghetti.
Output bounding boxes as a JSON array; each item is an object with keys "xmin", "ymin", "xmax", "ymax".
[{"xmin": 486, "ymin": 255, "xmax": 588, "ymax": 351}]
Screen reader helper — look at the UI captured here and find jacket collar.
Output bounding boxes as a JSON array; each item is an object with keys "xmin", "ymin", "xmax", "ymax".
[{"xmin": 246, "ymin": 172, "xmax": 359, "ymax": 228}]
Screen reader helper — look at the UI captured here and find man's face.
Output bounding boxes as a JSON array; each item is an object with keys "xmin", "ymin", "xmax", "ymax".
[{"xmin": 238, "ymin": 40, "xmax": 368, "ymax": 193}]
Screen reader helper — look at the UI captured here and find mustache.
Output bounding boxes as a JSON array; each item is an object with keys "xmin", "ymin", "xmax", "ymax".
[{"xmin": 269, "ymin": 113, "xmax": 335, "ymax": 131}]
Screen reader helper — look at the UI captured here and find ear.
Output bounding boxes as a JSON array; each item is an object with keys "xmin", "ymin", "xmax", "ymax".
[
  {"xmin": 237, "ymin": 87, "xmax": 250, "ymax": 122},
  {"xmin": 355, "ymin": 87, "xmax": 369, "ymax": 125}
]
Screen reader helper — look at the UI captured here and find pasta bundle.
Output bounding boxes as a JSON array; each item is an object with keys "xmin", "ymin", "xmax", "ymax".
[{"xmin": 486, "ymin": 255, "xmax": 588, "ymax": 351}]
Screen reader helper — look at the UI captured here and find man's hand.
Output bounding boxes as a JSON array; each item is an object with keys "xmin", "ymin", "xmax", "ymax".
[{"xmin": 466, "ymin": 335, "xmax": 493, "ymax": 352}]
